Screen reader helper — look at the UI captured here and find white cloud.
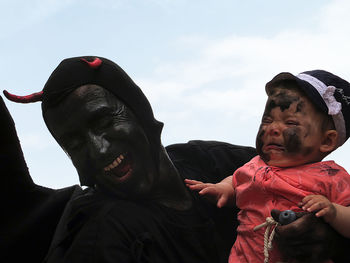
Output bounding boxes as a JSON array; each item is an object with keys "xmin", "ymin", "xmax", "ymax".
[
  {"xmin": 135, "ymin": 0, "xmax": 350, "ymax": 168},
  {"xmin": 142, "ymin": 0, "xmax": 350, "ymax": 115}
]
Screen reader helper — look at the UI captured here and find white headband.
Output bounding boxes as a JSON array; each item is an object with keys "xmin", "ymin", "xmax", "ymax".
[{"xmin": 296, "ymin": 73, "xmax": 346, "ymax": 146}]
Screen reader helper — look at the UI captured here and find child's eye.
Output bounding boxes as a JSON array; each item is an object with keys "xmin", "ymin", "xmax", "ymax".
[
  {"xmin": 262, "ymin": 116, "xmax": 272, "ymax": 124},
  {"xmin": 286, "ymin": 120, "xmax": 299, "ymax": 125}
]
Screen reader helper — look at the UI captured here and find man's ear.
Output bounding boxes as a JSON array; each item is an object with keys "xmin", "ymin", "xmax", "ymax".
[{"xmin": 320, "ymin": 130, "xmax": 338, "ymax": 153}]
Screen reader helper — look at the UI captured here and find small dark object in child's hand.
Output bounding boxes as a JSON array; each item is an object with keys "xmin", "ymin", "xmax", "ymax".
[{"xmin": 278, "ymin": 210, "xmax": 296, "ymax": 225}]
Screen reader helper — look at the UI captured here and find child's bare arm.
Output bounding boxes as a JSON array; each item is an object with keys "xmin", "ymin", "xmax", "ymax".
[
  {"xmin": 301, "ymin": 195, "xmax": 350, "ymax": 238},
  {"xmin": 185, "ymin": 176, "xmax": 235, "ymax": 208},
  {"xmin": 330, "ymin": 203, "xmax": 350, "ymax": 238}
]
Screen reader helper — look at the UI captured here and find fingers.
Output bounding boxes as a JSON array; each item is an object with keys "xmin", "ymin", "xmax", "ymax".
[
  {"xmin": 306, "ymin": 202, "xmax": 327, "ymax": 213},
  {"xmin": 300, "ymin": 195, "xmax": 320, "ymax": 208},
  {"xmin": 217, "ymin": 195, "xmax": 228, "ymax": 208},
  {"xmin": 184, "ymin": 179, "xmax": 203, "ymax": 185},
  {"xmin": 185, "ymin": 181, "xmax": 223, "ymax": 206},
  {"xmin": 316, "ymin": 205, "xmax": 336, "ymax": 223},
  {"xmin": 299, "ymin": 195, "xmax": 336, "ymax": 223},
  {"xmin": 185, "ymin": 178, "xmax": 235, "ymax": 208},
  {"xmin": 184, "ymin": 179, "xmax": 215, "ymax": 192},
  {"xmin": 198, "ymin": 187, "xmax": 218, "ymax": 196},
  {"xmin": 185, "ymin": 179, "xmax": 216, "ymax": 195},
  {"xmin": 301, "ymin": 195, "xmax": 314, "ymax": 203},
  {"xmin": 315, "ymin": 207, "xmax": 329, "ymax": 218},
  {"xmin": 300, "ymin": 195, "xmax": 329, "ymax": 212},
  {"xmin": 187, "ymin": 184, "xmax": 210, "ymax": 191}
]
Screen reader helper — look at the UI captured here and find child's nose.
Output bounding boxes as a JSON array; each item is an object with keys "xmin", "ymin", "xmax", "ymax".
[{"xmin": 267, "ymin": 122, "xmax": 282, "ymax": 136}]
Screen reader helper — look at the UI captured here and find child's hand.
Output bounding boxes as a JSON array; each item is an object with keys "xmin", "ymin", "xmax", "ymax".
[
  {"xmin": 300, "ymin": 195, "xmax": 336, "ymax": 223},
  {"xmin": 184, "ymin": 179, "xmax": 235, "ymax": 208}
]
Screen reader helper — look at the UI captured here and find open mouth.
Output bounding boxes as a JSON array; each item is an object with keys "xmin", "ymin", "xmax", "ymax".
[{"xmin": 104, "ymin": 153, "xmax": 133, "ymax": 180}]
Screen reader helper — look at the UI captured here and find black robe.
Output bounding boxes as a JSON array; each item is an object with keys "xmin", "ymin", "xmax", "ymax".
[{"xmin": 43, "ymin": 141, "xmax": 256, "ymax": 263}]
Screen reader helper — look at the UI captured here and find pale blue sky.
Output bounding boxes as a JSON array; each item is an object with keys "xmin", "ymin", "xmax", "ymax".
[{"xmin": 2, "ymin": 0, "xmax": 350, "ymax": 188}]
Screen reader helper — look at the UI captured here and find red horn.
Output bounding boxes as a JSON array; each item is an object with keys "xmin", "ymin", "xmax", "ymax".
[
  {"xmin": 80, "ymin": 57, "xmax": 102, "ymax": 69},
  {"xmin": 3, "ymin": 90, "xmax": 43, "ymax": 103}
]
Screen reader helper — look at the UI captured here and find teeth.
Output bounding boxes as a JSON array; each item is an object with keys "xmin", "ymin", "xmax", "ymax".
[{"xmin": 104, "ymin": 154, "xmax": 125, "ymax": 171}]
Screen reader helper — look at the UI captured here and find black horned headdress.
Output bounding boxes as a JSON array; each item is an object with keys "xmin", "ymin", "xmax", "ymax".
[{"xmin": 4, "ymin": 56, "xmax": 164, "ymax": 186}]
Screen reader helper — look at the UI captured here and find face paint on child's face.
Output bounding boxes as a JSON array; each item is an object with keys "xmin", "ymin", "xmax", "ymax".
[
  {"xmin": 264, "ymin": 90, "xmax": 301, "ymax": 113},
  {"xmin": 282, "ymin": 126, "xmax": 302, "ymax": 153},
  {"xmin": 256, "ymin": 87, "xmax": 325, "ymax": 167}
]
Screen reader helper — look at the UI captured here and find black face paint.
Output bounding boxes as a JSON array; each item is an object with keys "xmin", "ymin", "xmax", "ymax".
[
  {"xmin": 283, "ymin": 127, "xmax": 301, "ymax": 153},
  {"xmin": 282, "ymin": 126, "xmax": 314, "ymax": 157},
  {"xmin": 258, "ymin": 87, "xmax": 323, "ymax": 165},
  {"xmin": 295, "ymin": 101, "xmax": 304, "ymax": 113},
  {"xmin": 256, "ymin": 125, "xmax": 270, "ymax": 162},
  {"xmin": 265, "ymin": 91, "xmax": 301, "ymax": 114},
  {"xmin": 45, "ymin": 85, "xmax": 159, "ymax": 197}
]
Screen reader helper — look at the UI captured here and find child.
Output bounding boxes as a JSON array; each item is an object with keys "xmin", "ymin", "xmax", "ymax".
[{"xmin": 185, "ymin": 70, "xmax": 350, "ymax": 263}]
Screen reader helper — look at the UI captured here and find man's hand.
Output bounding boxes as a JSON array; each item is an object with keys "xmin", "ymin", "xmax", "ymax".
[
  {"xmin": 184, "ymin": 178, "xmax": 235, "ymax": 208},
  {"xmin": 271, "ymin": 209, "xmax": 346, "ymax": 263},
  {"xmin": 299, "ymin": 195, "xmax": 336, "ymax": 223}
]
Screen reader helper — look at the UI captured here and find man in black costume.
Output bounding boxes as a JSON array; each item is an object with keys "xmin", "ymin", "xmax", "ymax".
[
  {"xmin": 1, "ymin": 56, "xmax": 349, "ymax": 262},
  {"xmin": 1, "ymin": 56, "xmax": 256, "ymax": 263}
]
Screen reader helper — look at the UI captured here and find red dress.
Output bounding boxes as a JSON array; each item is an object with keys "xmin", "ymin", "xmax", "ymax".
[{"xmin": 229, "ymin": 156, "xmax": 350, "ymax": 263}]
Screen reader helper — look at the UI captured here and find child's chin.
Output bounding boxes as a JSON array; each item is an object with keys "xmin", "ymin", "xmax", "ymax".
[{"xmin": 266, "ymin": 158, "xmax": 293, "ymax": 168}]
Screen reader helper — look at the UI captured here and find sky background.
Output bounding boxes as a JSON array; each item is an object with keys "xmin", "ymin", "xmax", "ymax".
[{"xmin": 1, "ymin": 0, "xmax": 350, "ymax": 188}]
